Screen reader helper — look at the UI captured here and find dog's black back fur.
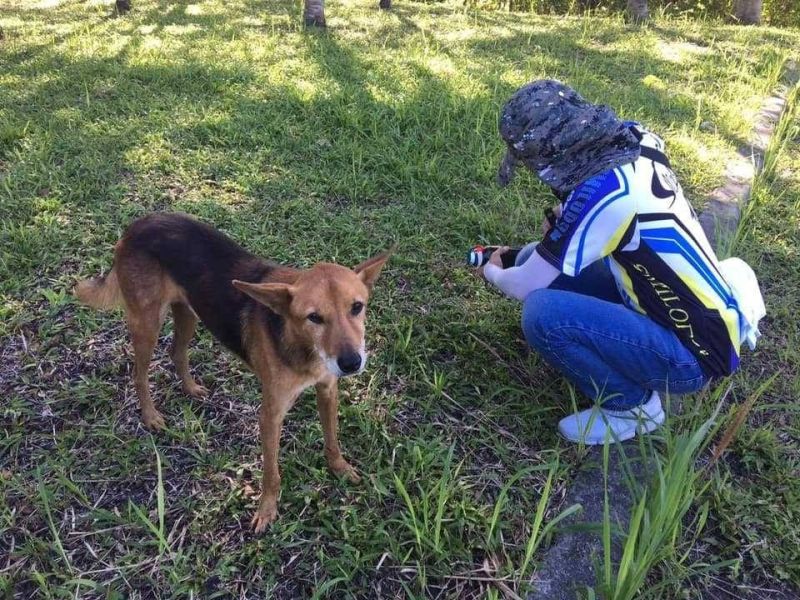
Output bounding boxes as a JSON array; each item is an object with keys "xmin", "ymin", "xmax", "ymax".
[{"xmin": 122, "ymin": 213, "xmax": 274, "ymax": 362}]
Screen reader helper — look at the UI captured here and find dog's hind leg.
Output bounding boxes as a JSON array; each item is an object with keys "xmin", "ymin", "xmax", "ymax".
[
  {"xmin": 315, "ymin": 377, "xmax": 360, "ymax": 483},
  {"xmin": 127, "ymin": 304, "xmax": 167, "ymax": 430},
  {"xmin": 170, "ymin": 303, "xmax": 208, "ymax": 398},
  {"xmin": 114, "ymin": 249, "xmax": 169, "ymax": 430}
]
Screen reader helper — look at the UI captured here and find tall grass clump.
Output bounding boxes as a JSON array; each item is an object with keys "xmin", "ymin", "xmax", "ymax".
[
  {"xmin": 596, "ymin": 412, "xmax": 720, "ymax": 598},
  {"xmin": 589, "ymin": 379, "xmax": 773, "ymax": 599}
]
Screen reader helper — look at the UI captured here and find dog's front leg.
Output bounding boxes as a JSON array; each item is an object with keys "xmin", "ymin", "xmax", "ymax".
[
  {"xmin": 315, "ymin": 377, "xmax": 360, "ymax": 483},
  {"xmin": 251, "ymin": 386, "xmax": 293, "ymax": 534}
]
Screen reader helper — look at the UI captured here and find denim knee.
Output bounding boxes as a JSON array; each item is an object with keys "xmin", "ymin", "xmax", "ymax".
[{"xmin": 521, "ymin": 289, "xmax": 559, "ymax": 351}]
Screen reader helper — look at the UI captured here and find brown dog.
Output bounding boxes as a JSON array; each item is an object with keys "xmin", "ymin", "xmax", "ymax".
[{"xmin": 75, "ymin": 212, "xmax": 390, "ymax": 532}]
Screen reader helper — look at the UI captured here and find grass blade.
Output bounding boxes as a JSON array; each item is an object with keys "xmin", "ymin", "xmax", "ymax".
[
  {"xmin": 37, "ymin": 477, "xmax": 74, "ymax": 575},
  {"xmin": 433, "ymin": 444, "xmax": 455, "ymax": 551},
  {"xmin": 151, "ymin": 436, "xmax": 167, "ymax": 555},
  {"xmin": 394, "ymin": 474, "xmax": 422, "ymax": 551}
]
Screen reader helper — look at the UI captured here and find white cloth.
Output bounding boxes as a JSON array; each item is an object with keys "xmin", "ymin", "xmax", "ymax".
[
  {"xmin": 718, "ymin": 257, "xmax": 766, "ymax": 350},
  {"xmin": 483, "ymin": 251, "xmax": 560, "ymax": 301}
]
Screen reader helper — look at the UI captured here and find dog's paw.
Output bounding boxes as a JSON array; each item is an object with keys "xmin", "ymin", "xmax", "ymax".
[
  {"xmin": 183, "ymin": 382, "xmax": 209, "ymax": 398},
  {"xmin": 343, "ymin": 467, "xmax": 361, "ymax": 484},
  {"xmin": 250, "ymin": 505, "xmax": 278, "ymax": 533},
  {"xmin": 332, "ymin": 461, "xmax": 361, "ymax": 484},
  {"xmin": 142, "ymin": 410, "xmax": 166, "ymax": 430}
]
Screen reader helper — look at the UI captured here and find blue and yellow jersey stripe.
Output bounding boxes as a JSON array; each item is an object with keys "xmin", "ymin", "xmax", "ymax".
[{"xmin": 535, "ymin": 125, "xmax": 744, "ymax": 377}]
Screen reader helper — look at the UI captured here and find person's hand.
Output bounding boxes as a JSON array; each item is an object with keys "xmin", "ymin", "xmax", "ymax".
[
  {"xmin": 541, "ymin": 204, "xmax": 562, "ymax": 236},
  {"xmin": 488, "ymin": 246, "xmax": 509, "ymax": 268},
  {"xmin": 479, "ymin": 246, "xmax": 510, "ymax": 280}
]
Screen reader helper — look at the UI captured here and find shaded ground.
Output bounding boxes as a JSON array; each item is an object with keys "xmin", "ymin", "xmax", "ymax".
[{"xmin": 1, "ymin": 0, "xmax": 799, "ymax": 597}]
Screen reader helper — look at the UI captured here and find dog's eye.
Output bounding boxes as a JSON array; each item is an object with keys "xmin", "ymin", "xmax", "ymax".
[
  {"xmin": 351, "ymin": 301, "xmax": 364, "ymax": 316},
  {"xmin": 307, "ymin": 312, "xmax": 324, "ymax": 324}
]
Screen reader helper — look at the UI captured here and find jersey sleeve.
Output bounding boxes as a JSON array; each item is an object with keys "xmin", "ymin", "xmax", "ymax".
[
  {"xmin": 535, "ymin": 168, "xmax": 635, "ymax": 277},
  {"xmin": 484, "ymin": 250, "xmax": 561, "ymax": 301}
]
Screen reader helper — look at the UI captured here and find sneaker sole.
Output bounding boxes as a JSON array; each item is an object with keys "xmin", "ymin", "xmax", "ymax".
[{"xmin": 558, "ymin": 410, "xmax": 666, "ymax": 445}]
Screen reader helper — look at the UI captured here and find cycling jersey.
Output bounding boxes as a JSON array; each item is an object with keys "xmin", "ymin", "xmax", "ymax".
[{"xmin": 534, "ymin": 124, "xmax": 744, "ymax": 377}]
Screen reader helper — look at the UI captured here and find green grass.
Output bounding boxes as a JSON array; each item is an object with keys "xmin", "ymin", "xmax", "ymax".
[
  {"xmin": 686, "ymin": 85, "xmax": 800, "ymax": 598},
  {"xmin": 613, "ymin": 79, "xmax": 800, "ymax": 600},
  {"xmin": 1, "ymin": 0, "xmax": 799, "ymax": 597}
]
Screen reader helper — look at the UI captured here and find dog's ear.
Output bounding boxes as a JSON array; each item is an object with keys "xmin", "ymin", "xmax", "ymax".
[
  {"xmin": 232, "ymin": 280, "xmax": 293, "ymax": 315},
  {"xmin": 354, "ymin": 248, "xmax": 394, "ymax": 292}
]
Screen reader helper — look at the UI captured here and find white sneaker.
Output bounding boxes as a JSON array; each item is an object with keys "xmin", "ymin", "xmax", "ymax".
[{"xmin": 558, "ymin": 392, "xmax": 665, "ymax": 445}]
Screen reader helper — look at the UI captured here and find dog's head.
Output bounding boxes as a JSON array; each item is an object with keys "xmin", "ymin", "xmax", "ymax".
[{"xmin": 232, "ymin": 250, "xmax": 391, "ymax": 377}]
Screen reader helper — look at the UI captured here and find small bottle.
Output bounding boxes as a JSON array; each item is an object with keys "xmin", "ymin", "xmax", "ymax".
[{"xmin": 467, "ymin": 246, "xmax": 520, "ymax": 269}]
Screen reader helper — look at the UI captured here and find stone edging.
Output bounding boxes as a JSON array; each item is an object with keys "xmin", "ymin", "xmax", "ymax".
[
  {"xmin": 699, "ymin": 58, "xmax": 799, "ymax": 248},
  {"xmin": 527, "ymin": 59, "xmax": 800, "ymax": 600}
]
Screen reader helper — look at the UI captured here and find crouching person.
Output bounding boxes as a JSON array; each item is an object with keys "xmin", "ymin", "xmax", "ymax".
[{"xmin": 481, "ymin": 80, "xmax": 765, "ymax": 444}]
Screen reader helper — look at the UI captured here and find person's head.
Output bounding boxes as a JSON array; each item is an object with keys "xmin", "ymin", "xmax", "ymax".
[{"xmin": 496, "ymin": 80, "xmax": 640, "ymax": 193}]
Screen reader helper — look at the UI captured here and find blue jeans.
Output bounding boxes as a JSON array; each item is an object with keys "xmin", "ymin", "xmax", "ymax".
[{"xmin": 515, "ymin": 244, "xmax": 708, "ymax": 410}]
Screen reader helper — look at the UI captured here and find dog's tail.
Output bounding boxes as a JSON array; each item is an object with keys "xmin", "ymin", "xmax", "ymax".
[{"xmin": 74, "ymin": 269, "xmax": 122, "ymax": 310}]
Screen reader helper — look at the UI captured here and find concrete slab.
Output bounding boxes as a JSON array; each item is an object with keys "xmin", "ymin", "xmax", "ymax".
[{"xmin": 529, "ymin": 445, "xmax": 651, "ymax": 600}]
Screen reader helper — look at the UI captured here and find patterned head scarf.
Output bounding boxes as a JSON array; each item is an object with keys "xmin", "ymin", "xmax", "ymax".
[{"xmin": 496, "ymin": 80, "xmax": 640, "ymax": 193}]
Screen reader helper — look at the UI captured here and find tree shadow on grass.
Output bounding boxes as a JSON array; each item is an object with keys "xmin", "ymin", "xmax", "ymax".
[
  {"xmin": 4, "ymin": 0, "xmax": 565, "ymax": 439},
  {"xmin": 3, "ymin": 2, "xmax": 784, "ymax": 400},
  {"xmin": 3, "ymin": 6, "xmax": 798, "ymax": 595},
  {"xmin": 2, "ymin": 37, "xmax": 563, "ymax": 593}
]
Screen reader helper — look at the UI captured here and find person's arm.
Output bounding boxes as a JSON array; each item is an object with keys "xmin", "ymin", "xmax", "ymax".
[
  {"xmin": 484, "ymin": 252, "xmax": 559, "ymax": 301},
  {"xmin": 483, "ymin": 168, "xmax": 634, "ymax": 300},
  {"xmin": 536, "ymin": 169, "xmax": 634, "ymax": 277}
]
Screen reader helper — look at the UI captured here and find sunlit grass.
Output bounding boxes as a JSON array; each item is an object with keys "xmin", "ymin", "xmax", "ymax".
[{"xmin": 2, "ymin": 0, "xmax": 800, "ymax": 597}]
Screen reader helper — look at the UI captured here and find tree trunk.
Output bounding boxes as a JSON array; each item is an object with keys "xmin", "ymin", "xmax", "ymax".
[
  {"xmin": 304, "ymin": 0, "xmax": 326, "ymax": 27},
  {"xmin": 733, "ymin": 0, "xmax": 762, "ymax": 24},
  {"xmin": 379, "ymin": 0, "xmax": 391, "ymax": 9},
  {"xmin": 115, "ymin": 0, "xmax": 131, "ymax": 15},
  {"xmin": 626, "ymin": 0, "xmax": 648, "ymax": 23}
]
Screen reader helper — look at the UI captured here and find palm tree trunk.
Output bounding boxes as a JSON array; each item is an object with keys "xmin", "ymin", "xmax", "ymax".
[
  {"xmin": 626, "ymin": 0, "xmax": 648, "ymax": 23},
  {"xmin": 304, "ymin": 0, "xmax": 326, "ymax": 27},
  {"xmin": 733, "ymin": 0, "xmax": 762, "ymax": 24}
]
